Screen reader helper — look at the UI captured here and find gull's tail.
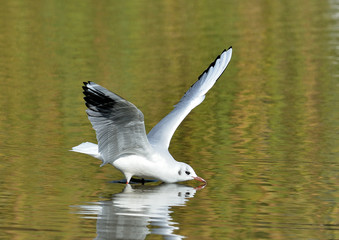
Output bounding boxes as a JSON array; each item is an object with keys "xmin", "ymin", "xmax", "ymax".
[{"xmin": 70, "ymin": 142, "xmax": 103, "ymax": 160}]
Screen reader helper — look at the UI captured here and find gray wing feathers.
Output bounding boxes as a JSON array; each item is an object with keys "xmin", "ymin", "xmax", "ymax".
[
  {"xmin": 178, "ymin": 47, "xmax": 232, "ymax": 108},
  {"xmin": 83, "ymin": 82, "xmax": 152, "ymax": 165},
  {"xmin": 147, "ymin": 47, "xmax": 232, "ymax": 149}
]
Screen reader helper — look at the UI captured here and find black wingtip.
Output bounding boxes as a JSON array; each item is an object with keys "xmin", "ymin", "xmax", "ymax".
[
  {"xmin": 197, "ymin": 48, "xmax": 225, "ymax": 80},
  {"xmin": 195, "ymin": 46, "xmax": 232, "ymax": 81},
  {"xmin": 83, "ymin": 81, "xmax": 96, "ymax": 93},
  {"xmin": 83, "ymin": 81, "xmax": 93, "ymax": 87},
  {"xmin": 222, "ymin": 46, "xmax": 232, "ymax": 53}
]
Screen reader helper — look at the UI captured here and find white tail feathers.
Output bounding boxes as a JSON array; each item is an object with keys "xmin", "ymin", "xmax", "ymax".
[{"xmin": 71, "ymin": 142, "xmax": 103, "ymax": 160}]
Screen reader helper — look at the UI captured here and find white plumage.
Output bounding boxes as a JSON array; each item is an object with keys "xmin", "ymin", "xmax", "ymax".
[{"xmin": 71, "ymin": 47, "xmax": 232, "ymax": 184}]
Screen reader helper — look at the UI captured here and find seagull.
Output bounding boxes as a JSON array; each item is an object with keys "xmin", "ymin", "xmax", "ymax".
[{"xmin": 71, "ymin": 46, "xmax": 232, "ymax": 184}]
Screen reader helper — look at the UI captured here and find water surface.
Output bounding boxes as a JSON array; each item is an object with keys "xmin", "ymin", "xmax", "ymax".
[{"xmin": 0, "ymin": 0, "xmax": 338, "ymax": 239}]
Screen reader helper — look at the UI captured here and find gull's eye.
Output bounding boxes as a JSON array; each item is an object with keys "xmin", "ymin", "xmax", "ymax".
[{"xmin": 185, "ymin": 171, "xmax": 190, "ymax": 175}]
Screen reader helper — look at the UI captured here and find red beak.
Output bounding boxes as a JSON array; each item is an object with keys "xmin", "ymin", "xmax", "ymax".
[{"xmin": 193, "ymin": 176, "xmax": 206, "ymax": 183}]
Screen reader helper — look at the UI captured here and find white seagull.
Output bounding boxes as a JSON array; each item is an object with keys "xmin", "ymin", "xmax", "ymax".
[{"xmin": 71, "ymin": 47, "xmax": 232, "ymax": 184}]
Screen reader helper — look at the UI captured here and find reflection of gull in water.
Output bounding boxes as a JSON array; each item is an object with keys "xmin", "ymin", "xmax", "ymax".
[{"xmin": 75, "ymin": 184, "xmax": 199, "ymax": 240}]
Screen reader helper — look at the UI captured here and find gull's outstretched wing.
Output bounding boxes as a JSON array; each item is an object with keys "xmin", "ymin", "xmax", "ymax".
[
  {"xmin": 83, "ymin": 82, "xmax": 152, "ymax": 166},
  {"xmin": 147, "ymin": 47, "xmax": 232, "ymax": 149}
]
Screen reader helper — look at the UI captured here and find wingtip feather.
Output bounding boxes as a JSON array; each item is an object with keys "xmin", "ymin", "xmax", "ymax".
[{"xmin": 197, "ymin": 46, "xmax": 232, "ymax": 81}]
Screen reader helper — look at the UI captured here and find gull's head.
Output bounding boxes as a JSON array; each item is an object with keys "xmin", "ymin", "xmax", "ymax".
[{"xmin": 177, "ymin": 162, "xmax": 206, "ymax": 183}]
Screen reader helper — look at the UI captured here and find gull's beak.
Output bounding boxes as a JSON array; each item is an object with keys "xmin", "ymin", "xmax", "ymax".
[{"xmin": 193, "ymin": 176, "xmax": 206, "ymax": 183}]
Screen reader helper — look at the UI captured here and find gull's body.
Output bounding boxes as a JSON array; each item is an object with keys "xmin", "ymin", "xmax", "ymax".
[{"xmin": 71, "ymin": 47, "xmax": 232, "ymax": 184}]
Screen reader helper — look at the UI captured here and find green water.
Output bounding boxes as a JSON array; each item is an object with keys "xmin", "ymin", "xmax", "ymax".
[{"xmin": 0, "ymin": 1, "xmax": 338, "ymax": 239}]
